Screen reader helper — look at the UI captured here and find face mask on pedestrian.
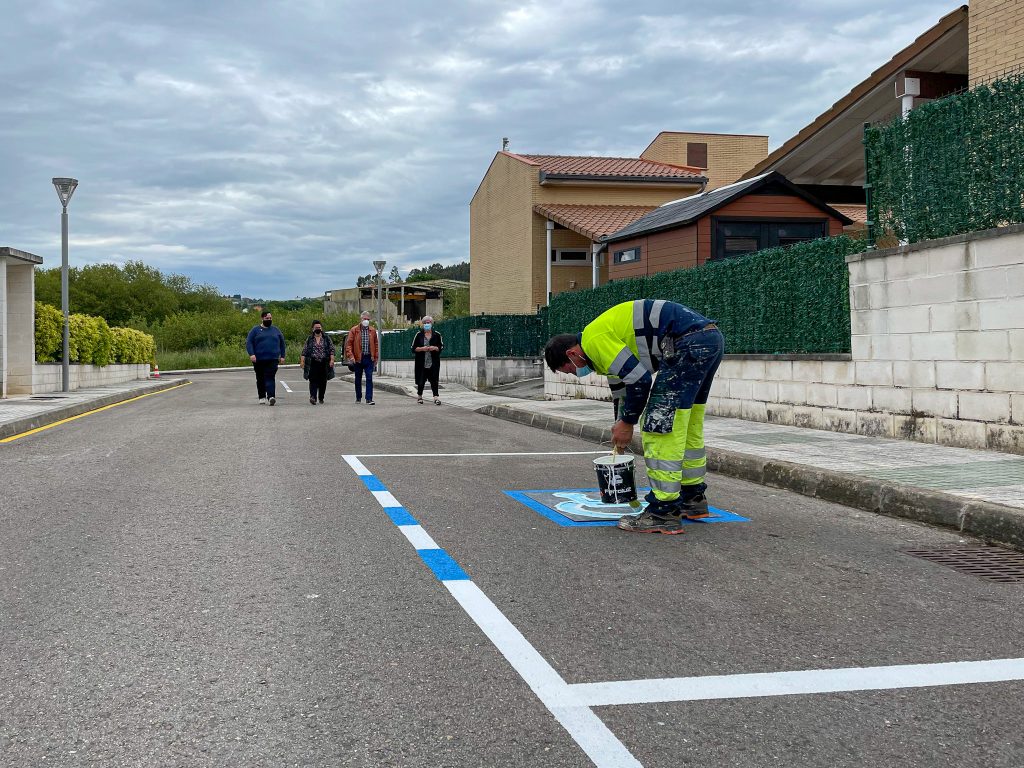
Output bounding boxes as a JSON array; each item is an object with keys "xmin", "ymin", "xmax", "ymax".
[
  {"xmin": 361, "ymin": 319, "xmax": 370, "ymax": 327},
  {"xmin": 262, "ymin": 317, "xmax": 272, "ymax": 327},
  {"xmin": 313, "ymin": 327, "xmax": 322, "ymax": 335},
  {"xmin": 423, "ymin": 323, "xmax": 432, "ymax": 331},
  {"xmin": 570, "ymin": 351, "xmax": 591, "ymax": 378}
]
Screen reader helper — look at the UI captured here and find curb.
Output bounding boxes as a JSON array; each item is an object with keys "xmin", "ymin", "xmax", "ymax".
[
  {"xmin": 0, "ymin": 379, "xmax": 190, "ymax": 441},
  {"xmin": 476, "ymin": 402, "xmax": 1024, "ymax": 551},
  {"xmin": 161, "ymin": 364, "xmax": 301, "ymax": 375}
]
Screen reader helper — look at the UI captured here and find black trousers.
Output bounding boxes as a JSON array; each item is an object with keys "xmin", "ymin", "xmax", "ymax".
[
  {"xmin": 253, "ymin": 359, "xmax": 279, "ymax": 398},
  {"xmin": 416, "ymin": 364, "xmax": 440, "ymax": 397},
  {"xmin": 307, "ymin": 361, "xmax": 329, "ymax": 401}
]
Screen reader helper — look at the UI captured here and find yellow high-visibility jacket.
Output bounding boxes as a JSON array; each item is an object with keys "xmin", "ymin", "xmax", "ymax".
[{"xmin": 580, "ymin": 299, "xmax": 713, "ymax": 424}]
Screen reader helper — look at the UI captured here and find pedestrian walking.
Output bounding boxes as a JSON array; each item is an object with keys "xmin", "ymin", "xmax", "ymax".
[
  {"xmin": 300, "ymin": 320, "xmax": 336, "ymax": 405},
  {"xmin": 246, "ymin": 309, "xmax": 286, "ymax": 406},
  {"xmin": 411, "ymin": 316, "xmax": 443, "ymax": 405},
  {"xmin": 343, "ymin": 311, "xmax": 379, "ymax": 405},
  {"xmin": 544, "ymin": 299, "xmax": 723, "ymax": 534}
]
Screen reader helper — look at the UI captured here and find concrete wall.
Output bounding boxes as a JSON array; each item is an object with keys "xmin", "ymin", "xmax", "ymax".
[
  {"xmin": 5, "ymin": 263, "xmax": 35, "ymax": 395},
  {"xmin": 546, "ymin": 225, "xmax": 1024, "ymax": 454},
  {"xmin": 31, "ymin": 363, "xmax": 152, "ymax": 393},
  {"xmin": 969, "ymin": 0, "xmax": 1024, "ymax": 84},
  {"xmin": 378, "ymin": 357, "xmax": 543, "ymax": 391}
]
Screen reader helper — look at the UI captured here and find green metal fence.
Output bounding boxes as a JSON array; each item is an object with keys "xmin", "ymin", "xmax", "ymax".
[
  {"xmin": 547, "ymin": 235, "xmax": 862, "ymax": 354},
  {"xmin": 380, "ymin": 313, "xmax": 548, "ymax": 360},
  {"xmin": 864, "ymin": 70, "xmax": 1024, "ymax": 246}
]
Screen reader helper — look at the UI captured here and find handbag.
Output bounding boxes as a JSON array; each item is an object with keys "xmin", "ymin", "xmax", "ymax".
[
  {"xmin": 327, "ymin": 365, "xmax": 336, "ymax": 381},
  {"xmin": 345, "ymin": 358, "xmax": 359, "ymax": 373},
  {"xmin": 302, "ymin": 362, "xmax": 310, "ymax": 381}
]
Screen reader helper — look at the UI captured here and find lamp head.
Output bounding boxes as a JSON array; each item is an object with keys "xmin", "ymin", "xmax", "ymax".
[{"xmin": 52, "ymin": 177, "xmax": 79, "ymax": 208}]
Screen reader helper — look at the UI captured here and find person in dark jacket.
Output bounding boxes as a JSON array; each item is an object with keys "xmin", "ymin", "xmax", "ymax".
[
  {"xmin": 300, "ymin": 319, "xmax": 335, "ymax": 405},
  {"xmin": 411, "ymin": 316, "xmax": 443, "ymax": 405},
  {"xmin": 245, "ymin": 310, "xmax": 286, "ymax": 405}
]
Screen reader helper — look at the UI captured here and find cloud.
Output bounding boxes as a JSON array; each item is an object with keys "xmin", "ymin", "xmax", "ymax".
[{"xmin": 0, "ymin": 0, "xmax": 962, "ymax": 297}]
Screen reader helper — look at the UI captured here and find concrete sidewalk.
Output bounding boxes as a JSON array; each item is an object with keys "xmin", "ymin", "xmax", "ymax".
[
  {"xmin": 361, "ymin": 373, "xmax": 1024, "ymax": 550},
  {"xmin": 0, "ymin": 378, "xmax": 189, "ymax": 440}
]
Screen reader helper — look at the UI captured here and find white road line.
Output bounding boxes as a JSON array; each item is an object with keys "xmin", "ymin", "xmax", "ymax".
[
  {"xmin": 398, "ymin": 524, "xmax": 438, "ymax": 550},
  {"xmin": 568, "ymin": 657, "xmax": 1024, "ymax": 707},
  {"xmin": 343, "ymin": 455, "xmax": 372, "ymax": 476},
  {"xmin": 355, "ymin": 451, "xmax": 609, "ymax": 458},
  {"xmin": 445, "ymin": 580, "xmax": 641, "ymax": 768},
  {"xmin": 281, "ymin": 381, "xmax": 292, "ymax": 393},
  {"xmin": 371, "ymin": 490, "xmax": 400, "ymax": 508}
]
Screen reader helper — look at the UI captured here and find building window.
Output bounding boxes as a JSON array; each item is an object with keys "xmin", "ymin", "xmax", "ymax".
[
  {"xmin": 551, "ymin": 248, "xmax": 591, "ymax": 265},
  {"xmin": 712, "ymin": 218, "xmax": 827, "ymax": 261},
  {"xmin": 613, "ymin": 246, "xmax": 641, "ymax": 265},
  {"xmin": 687, "ymin": 142, "xmax": 708, "ymax": 169}
]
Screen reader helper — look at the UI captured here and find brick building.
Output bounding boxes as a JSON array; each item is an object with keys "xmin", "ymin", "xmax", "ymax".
[
  {"xmin": 640, "ymin": 132, "xmax": 769, "ymax": 191},
  {"xmin": 970, "ymin": 0, "xmax": 1024, "ymax": 83},
  {"xmin": 470, "ymin": 134, "xmax": 768, "ymax": 315}
]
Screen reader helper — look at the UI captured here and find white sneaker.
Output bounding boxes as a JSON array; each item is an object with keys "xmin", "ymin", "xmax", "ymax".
[
  {"xmin": 268, "ymin": 396, "xmax": 276, "ymax": 406},
  {"xmin": 259, "ymin": 397, "xmax": 267, "ymax": 404}
]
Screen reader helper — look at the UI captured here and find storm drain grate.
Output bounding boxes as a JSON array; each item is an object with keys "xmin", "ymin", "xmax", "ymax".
[{"xmin": 902, "ymin": 546, "xmax": 1024, "ymax": 583}]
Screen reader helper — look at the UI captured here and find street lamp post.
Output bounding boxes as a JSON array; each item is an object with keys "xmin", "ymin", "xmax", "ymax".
[
  {"xmin": 373, "ymin": 259, "xmax": 386, "ymax": 363},
  {"xmin": 52, "ymin": 177, "xmax": 79, "ymax": 393},
  {"xmin": 373, "ymin": 259, "xmax": 386, "ymax": 326}
]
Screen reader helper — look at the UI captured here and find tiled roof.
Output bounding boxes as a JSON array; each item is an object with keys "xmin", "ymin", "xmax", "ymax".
[
  {"xmin": 605, "ymin": 171, "xmax": 854, "ymax": 242},
  {"xmin": 831, "ymin": 204, "xmax": 868, "ymax": 224},
  {"xmin": 508, "ymin": 152, "xmax": 705, "ymax": 181},
  {"xmin": 533, "ymin": 204, "xmax": 658, "ymax": 241}
]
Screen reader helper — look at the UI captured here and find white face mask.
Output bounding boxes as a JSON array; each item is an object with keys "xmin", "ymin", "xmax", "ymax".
[{"xmin": 361, "ymin": 319, "xmax": 370, "ymax": 327}]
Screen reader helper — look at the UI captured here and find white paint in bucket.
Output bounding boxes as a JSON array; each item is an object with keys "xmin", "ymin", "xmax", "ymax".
[{"xmin": 593, "ymin": 454, "xmax": 638, "ymax": 504}]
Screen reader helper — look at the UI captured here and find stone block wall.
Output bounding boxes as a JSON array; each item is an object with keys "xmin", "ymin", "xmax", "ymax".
[
  {"xmin": 545, "ymin": 225, "xmax": 1024, "ymax": 454},
  {"xmin": 29, "ymin": 363, "xmax": 152, "ymax": 394},
  {"xmin": 378, "ymin": 357, "xmax": 543, "ymax": 391}
]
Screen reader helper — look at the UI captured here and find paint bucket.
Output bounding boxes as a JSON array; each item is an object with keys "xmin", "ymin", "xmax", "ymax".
[{"xmin": 593, "ymin": 454, "xmax": 637, "ymax": 504}]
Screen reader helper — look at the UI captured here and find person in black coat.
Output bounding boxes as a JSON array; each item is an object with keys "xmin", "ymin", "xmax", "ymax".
[
  {"xmin": 411, "ymin": 316, "xmax": 443, "ymax": 405},
  {"xmin": 300, "ymin": 320, "xmax": 335, "ymax": 404}
]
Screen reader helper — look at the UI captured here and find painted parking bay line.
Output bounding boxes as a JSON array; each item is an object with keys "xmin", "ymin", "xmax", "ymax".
[
  {"xmin": 568, "ymin": 657, "xmax": 1024, "ymax": 707},
  {"xmin": 344, "ymin": 454, "xmax": 642, "ymax": 768}
]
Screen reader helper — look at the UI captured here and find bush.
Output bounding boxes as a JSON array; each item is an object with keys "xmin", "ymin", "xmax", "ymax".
[
  {"xmin": 36, "ymin": 308, "xmax": 153, "ymax": 366},
  {"xmin": 34, "ymin": 302, "xmax": 62, "ymax": 362},
  {"xmin": 111, "ymin": 327, "xmax": 156, "ymax": 364}
]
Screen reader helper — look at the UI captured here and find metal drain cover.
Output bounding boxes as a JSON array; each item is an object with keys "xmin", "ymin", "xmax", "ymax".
[{"xmin": 902, "ymin": 546, "xmax": 1024, "ymax": 583}]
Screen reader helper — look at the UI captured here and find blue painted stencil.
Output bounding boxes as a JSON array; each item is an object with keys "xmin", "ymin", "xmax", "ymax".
[{"xmin": 504, "ymin": 488, "xmax": 750, "ymax": 528}]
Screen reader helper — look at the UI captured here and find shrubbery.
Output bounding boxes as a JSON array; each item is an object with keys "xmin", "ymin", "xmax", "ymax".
[
  {"xmin": 34, "ymin": 302, "xmax": 62, "ymax": 362},
  {"xmin": 35, "ymin": 302, "xmax": 155, "ymax": 365},
  {"xmin": 111, "ymin": 327, "xmax": 156, "ymax": 364}
]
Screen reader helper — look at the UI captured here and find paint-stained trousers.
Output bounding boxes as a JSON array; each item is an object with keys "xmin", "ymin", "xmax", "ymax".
[{"xmin": 641, "ymin": 327, "xmax": 725, "ymax": 502}]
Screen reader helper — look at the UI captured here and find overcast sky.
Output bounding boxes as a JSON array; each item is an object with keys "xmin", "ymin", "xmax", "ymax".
[{"xmin": 1, "ymin": 0, "xmax": 960, "ymax": 299}]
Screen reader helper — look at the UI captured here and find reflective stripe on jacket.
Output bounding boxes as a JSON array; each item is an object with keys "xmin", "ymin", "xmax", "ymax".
[{"xmin": 580, "ymin": 299, "xmax": 713, "ymax": 425}]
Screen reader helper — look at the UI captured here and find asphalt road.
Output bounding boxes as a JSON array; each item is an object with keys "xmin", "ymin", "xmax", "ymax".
[{"xmin": 2, "ymin": 371, "xmax": 1023, "ymax": 767}]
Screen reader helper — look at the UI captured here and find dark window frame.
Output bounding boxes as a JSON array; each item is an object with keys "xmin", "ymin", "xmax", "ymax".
[
  {"xmin": 612, "ymin": 245, "xmax": 642, "ymax": 265},
  {"xmin": 711, "ymin": 216, "xmax": 828, "ymax": 261},
  {"xmin": 550, "ymin": 248, "xmax": 592, "ymax": 265}
]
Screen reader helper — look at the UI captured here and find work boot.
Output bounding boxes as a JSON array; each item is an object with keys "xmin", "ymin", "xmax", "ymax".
[
  {"xmin": 617, "ymin": 510, "xmax": 684, "ymax": 535},
  {"xmin": 677, "ymin": 493, "xmax": 711, "ymax": 520}
]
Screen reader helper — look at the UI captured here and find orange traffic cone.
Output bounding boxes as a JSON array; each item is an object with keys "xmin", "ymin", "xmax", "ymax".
[{"xmin": 152, "ymin": 363, "xmax": 160, "ymax": 379}]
